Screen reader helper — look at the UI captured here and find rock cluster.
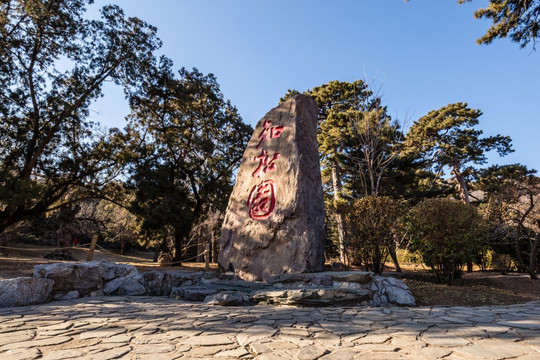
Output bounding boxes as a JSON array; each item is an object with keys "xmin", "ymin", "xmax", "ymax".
[{"xmin": 0, "ymin": 261, "xmax": 416, "ymax": 308}]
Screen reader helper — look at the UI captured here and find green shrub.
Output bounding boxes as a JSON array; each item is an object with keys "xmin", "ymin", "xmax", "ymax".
[
  {"xmin": 407, "ymin": 198, "xmax": 487, "ymax": 285},
  {"xmin": 346, "ymin": 196, "xmax": 402, "ymax": 274},
  {"xmin": 396, "ymin": 249, "xmax": 421, "ymax": 264}
]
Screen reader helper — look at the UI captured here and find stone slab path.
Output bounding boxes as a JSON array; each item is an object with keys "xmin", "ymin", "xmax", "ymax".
[{"xmin": 0, "ymin": 297, "xmax": 539, "ymax": 360}]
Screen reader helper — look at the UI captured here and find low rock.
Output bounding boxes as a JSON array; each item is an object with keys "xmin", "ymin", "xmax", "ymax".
[
  {"xmin": 142, "ymin": 271, "xmax": 166, "ymax": 296},
  {"xmin": 53, "ymin": 290, "xmax": 80, "ymax": 301},
  {"xmin": 267, "ymin": 271, "xmax": 373, "ymax": 285},
  {"xmin": 204, "ymin": 291, "xmax": 251, "ymax": 306},
  {"xmin": 171, "ymin": 286, "xmax": 218, "ymax": 301},
  {"xmin": 101, "ymin": 262, "xmax": 137, "ymax": 281},
  {"xmin": 201, "ymin": 278, "xmax": 273, "ymax": 292},
  {"xmin": 33, "ymin": 261, "xmax": 104, "ymax": 297},
  {"xmin": 250, "ymin": 288, "xmax": 372, "ymax": 306},
  {"xmin": 160, "ymin": 271, "xmax": 205, "ymax": 296},
  {"xmin": 0, "ymin": 277, "xmax": 54, "ymax": 307},
  {"xmin": 116, "ymin": 274, "xmax": 147, "ymax": 296},
  {"xmin": 373, "ymin": 276, "xmax": 416, "ymax": 306}
]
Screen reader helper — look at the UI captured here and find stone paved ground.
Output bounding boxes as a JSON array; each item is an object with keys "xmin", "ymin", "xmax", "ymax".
[{"xmin": 0, "ymin": 297, "xmax": 539, "ymax": 360}]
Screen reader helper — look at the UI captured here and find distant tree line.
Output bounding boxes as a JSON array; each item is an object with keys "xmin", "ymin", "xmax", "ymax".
[
  {"xmin": 282, "ymin": 79, "xmax": 539, "ymax": 283},
  {"xmin": 0, "ymin": 0, "xmax": 252, "ymax": 264},
  {"xmin": 1, "ymin": 0, "xmax": 538, "ymax": 280}
]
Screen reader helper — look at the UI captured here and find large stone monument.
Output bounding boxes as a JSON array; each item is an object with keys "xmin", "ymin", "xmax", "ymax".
[{"xmin": 218, "ymin": 94, "xmax": 326, "ymax": 281}]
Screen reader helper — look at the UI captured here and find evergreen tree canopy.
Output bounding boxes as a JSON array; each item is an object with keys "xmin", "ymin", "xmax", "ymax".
[
  {"xmin": 404, "ymin": 102, "xmax": 513, "ymax": 204},
  {"xmin": 126, "ymin": 59, "xmax": 252, "ymax": 263},
  {"xmin": 460, "ymin": 0, "xmax": 540, "ymax": 48},
  {"xmin": 0, "ymin": 0, "xmax": 160, "ymax": 234}
]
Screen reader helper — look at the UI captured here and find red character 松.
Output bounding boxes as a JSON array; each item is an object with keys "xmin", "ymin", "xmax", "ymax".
[{"xmin": 252, "ymin": 149, "xmax": 280, "ymax": 178}]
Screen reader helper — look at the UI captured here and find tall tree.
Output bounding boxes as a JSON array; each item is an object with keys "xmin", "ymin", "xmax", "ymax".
[
  {"xmin": 475, "ymin": 164, "xmax": 540, "ymax": 279},
  {"xmin": 283, "ymin": 81, "xmax": 381, "ymax": 263},
  {"xmin": 404, "ymin": 102, "xmax": 513, "ymax": 205},
  {"xmin": 127, "ymin": 59, "xmax": 252, "ymax": 265},
  {"xmin": 282, "ymin": 81, "xmax": 405, "ymax": 265},
  {"xmin": 0, "ymin": 0, "xmax": 160, "ymax": 234},
  {"xmin": 459, "ymin": 0, "xmax": 540, "ymax": 48}
]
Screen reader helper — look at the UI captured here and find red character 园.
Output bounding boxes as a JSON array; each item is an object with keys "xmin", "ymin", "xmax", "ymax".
[{"xmin": 247, "ymin": 180, "xmax": 276, "ymax": 220}]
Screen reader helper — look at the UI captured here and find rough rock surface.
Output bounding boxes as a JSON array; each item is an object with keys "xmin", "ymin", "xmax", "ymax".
[
  {"xmin": 219, "ymin": 94, "xmax": 326, "ymax": 281},
  {"xmin": 0, "ymin": 277, "xmax": 54, "ymax": 307},
  {"xmin": 2, "ymin": 262, "xmax": 416, "ymax": 308},
  {"xmin": 268, "ymin": 271, "xmax": 373, "ymax": 285},
  {"xmin": 203, "ymin": 291, "xmax": 251, "ymax": 306},
  {"xmin": 372, "ymin": 275, "xmax": 416, "ymax": 307},
  {"xmin": 33, "ymin": 262, "xmax": 104, "ymax": 297},
  {"xmin": 250, "ymin": 288, "xmax": 372, "ymax": 306}
]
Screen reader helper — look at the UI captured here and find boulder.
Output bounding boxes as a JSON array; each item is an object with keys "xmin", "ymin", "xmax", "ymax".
[
  {"xmin": 33, "ymin": 262, "xmax": 104, "ymax": 297},
  {"xmin": 373, "ymin": 276, "xmax": 416, "ymax": 307},
  {"xmin": 102, "ymin": 273, "xmax": 147, "ymax": 296},
  {"xmin": 0, "ymin": 277, "xmax": 54, "ymax": 307},
  {"xmin": 219, "ymin": 94, "xmax": 326, "ymax": 281},
  {"xmin": 141, "ymin": 271, "xmax": 166, "ymax": 296},
  {"xmin": 101, "ymin": 262, "xmax": 138, "ymax": 281},
  {"xmin": 160, "ymin": 271, "xmax": 205, "ymax": 296}
]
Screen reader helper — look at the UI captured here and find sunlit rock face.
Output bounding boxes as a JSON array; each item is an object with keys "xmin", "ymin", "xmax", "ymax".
[{"xmin": 218, "ymin": 94, "xmax": 326, "ymax": 281}]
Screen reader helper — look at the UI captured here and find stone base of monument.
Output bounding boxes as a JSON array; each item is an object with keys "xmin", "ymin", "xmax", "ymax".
[{"xmin": 0, "ymin": 262, "xmax": 416, "ymax": 308}]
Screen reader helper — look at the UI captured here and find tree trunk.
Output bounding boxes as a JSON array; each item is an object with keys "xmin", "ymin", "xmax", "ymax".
[
  {"xmin": 153, "ymin": 232, "xmax": 169, "ymax": 262},
  {"xmin": 172, "ymin": 228, "xmax": 185, "ymax": 266},
  {"xmin": 528, "ymin": 232, "xmax": 540, "ymax": 280},
  {"xmin": 211, "ymin": 232, "xmax": 218, "ymax": 263},
  {"xmin": 56, "ymin": 204, "xmax": 80, "ymax": 254},
  {"xmin": 453, "ymin": 167, "xmax": 470, "ymax": 205},
  {"xmin": 196, "ymin": 235, "xmax": 204, "ymax": 263},
  {"xmin": 453, "ymin": 167, "xmax": 473, "ymax": 272},
  {"xmin": 388, "ymin": 245, "xmax": 402, "ymax": 273},
  {"xmin": 332, "ymin": 161, "xmax": 347, "ymax": 264}
]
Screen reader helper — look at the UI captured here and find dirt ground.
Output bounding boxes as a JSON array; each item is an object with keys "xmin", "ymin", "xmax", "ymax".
[{"xmin": 1, "ymin": 244, "xmax": 539, "ymax": 307}]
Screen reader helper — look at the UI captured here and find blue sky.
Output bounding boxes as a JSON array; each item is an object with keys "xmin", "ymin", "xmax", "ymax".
[{"xmin": 88, "ymin": 0, "xmax": 540, "ymax": 172}]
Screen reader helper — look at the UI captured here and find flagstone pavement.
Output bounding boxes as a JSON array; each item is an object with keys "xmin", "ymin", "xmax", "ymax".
[{"xmin": 0, "ymin": 296, "xmax": 539, "ymax": 359}]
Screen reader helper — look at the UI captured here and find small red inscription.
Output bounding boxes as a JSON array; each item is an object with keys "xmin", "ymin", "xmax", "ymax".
[
  {"xmin": 247, "ymin": 180, "xmax": 276, "ymax": 220},
  {"xmin": 256, "ymin": 120, "xmax": 285, "ymax": 149},
  {"xmin": 252, "ymin": 149, "xmax": 281, "ymax": 178}
]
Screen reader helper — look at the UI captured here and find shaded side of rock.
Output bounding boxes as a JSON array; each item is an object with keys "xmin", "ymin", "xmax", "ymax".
[
  {"xmin": 101, "ymin": 262, "xmax": 138, "ymax": 281},
  {"xmin": 160, "ymin": 271, "xmax": 205, "ymax": 296},
  {"xmin": 142, "ymin": 271, "xmax": 165, "ymax": 296},
  {"xmin": 0, "ymin": 277, "xmax": 54, "ymax": 307},
  {"xmin": 116, "ymin": 274, "xmax": 148, "ymax": 296},
  {"xmin": 267, "ymin": 271, "xmax": 373, "ymax": 285},
  {"xmin": 171, "ymin": 286, "xmax": 218, "ymax": 301},
  {"xmin": 33, "ymin": 261, "xmax": 104, "ymax": 297}
]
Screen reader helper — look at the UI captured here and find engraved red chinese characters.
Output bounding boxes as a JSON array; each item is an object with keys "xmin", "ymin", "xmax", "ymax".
[
  {"xmin": 256, "ymin": 120, "xmax": 285, "ymax": 149},
  {"xmin": 252, "ymin": 149, "xmax": 281, "ymax": 178},
  {"xmin": 247, "ymin": 180, "xmax": 276, "ymax": 220}
]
